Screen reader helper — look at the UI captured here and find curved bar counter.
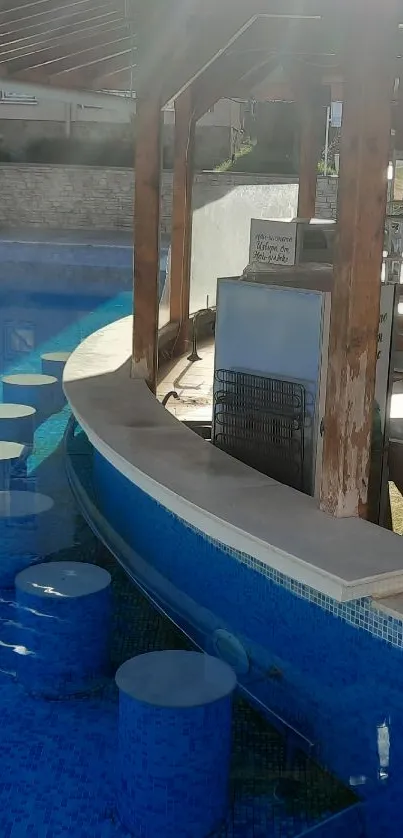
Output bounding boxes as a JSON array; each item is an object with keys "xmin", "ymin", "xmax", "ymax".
[
  {"xmin": 64, "ymin": 316, "xmax": 403, "ymax": 801},
  {"xmin": 64, "ymin": 317, "xmax": 403, "ymax": 603}
]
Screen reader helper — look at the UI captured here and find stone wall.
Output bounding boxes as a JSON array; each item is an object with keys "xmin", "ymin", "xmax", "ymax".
[
  {"xmin": 0, "ymin": 164, "xmax": 169, "ymax": 232},
  {"xmin": 0, "ymin": 163, "xmax": 338, "ymax": 232},
  {"xmin": 315, "ymin": 176, "xmax": 338, "ymax": 219}
]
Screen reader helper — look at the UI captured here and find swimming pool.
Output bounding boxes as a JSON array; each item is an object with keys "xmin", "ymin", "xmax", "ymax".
[{"xmin": 0, "ymin": 264, "xmax": 360, "ymax": 837}]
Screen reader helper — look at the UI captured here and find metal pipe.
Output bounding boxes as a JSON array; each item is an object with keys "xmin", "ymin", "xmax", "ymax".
[
  {"xmin": 187, "ymin": 301, "xmax": 216, "ymax": 363},
  {"xmin": 324, "ymin": 105, "xmax": 330, "ymax": 176},
  {"xmin": 162, "ymin": 390, "xmax": 179, "ymax": 407},
  {"xmin": 187, "ymin": 312, "xmax": 203, "ymax": 363}
]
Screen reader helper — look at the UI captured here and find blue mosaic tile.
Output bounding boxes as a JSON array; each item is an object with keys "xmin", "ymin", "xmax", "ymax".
[
  {"xmin": 0, "ymin": 410, "xmax": 355, "ymax": 838},
  {"xmin": 94, "ymin": 451, "xmax": 403, "ymax": 800},
  {"xmin": 118, "ymin": 687, "xmax": 233, "ymax": 838},
  {"xmin": 92, "ymin": 454, "xmax": 403, "ymax": 654}
]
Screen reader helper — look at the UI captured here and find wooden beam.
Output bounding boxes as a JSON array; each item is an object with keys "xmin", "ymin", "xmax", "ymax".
[
  {"xmin": 10, "ymin": 34, "xmax": 132, "ymax": 79},
  {"xmin": 0, "ymin": 15, "xmax": 125, "ymax": 59},
  {"xmin": 297, "ymin": 92, "xmax": 326, "ymax": 217},
  {"xmin": 45, "ymin": 51, "xmax": 132, "ymax": 87},
  {"xmin": 0, "ymin": 0, "xmax": 119, "ymax": 29},
  {"xmin": 193, "ymin": 50, "xmax": 275, "ymax": 122},
  {"xmin": 132, "ymin": 97, "xmax": 162, "ymax": 391},
  {"xmin": 320, "ymin": 0, "xmax": 398, "ymax": 519},
  {"xmin": 0, "ymin": 7, "xmax": 123, "ymax": 46},
  {"xmin": 170, "ymin": 88, "xmax": 195, "ymax": 355},
  {"xmin": 0, "ymin": 26, "xmax": 129, "ymax": 72}
]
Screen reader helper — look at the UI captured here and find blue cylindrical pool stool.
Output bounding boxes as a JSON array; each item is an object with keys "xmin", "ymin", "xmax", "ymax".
[
  {"xmin": 15, "ymin": 561, "xmax": 112, "ymax": 698},
  {"xmin": 41, "ymin": 352, "xmax": 71, "ymax": 410},
  {"xmin": 116, "ymin": 650, "xmax": 237, "ymax": 838},
  {"xmin": 2, "ymin": 374, "xmax": 58, "ymax": 424},
  {"xmin": 0, "ymin": 491, "xmax": 54, "ymax": 587},
  {"xmin": 0, "ymin": 404, "xmax": 36, "ymax": 446},
  {"xmin": 0, "ymin": 442, "xmax": 27, "ymax": 490}
]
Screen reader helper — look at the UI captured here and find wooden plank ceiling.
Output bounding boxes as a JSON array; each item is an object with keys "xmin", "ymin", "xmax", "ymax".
[
  {"xmin": 0, "ymin": 0, "xmax": 402, "ymax": 104},
  {"xmin": 0, "ymin": 0, "xmax": 146, "ymax": 91}
]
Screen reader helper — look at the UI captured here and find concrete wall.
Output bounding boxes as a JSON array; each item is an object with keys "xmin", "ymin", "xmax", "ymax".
[
  {"xmin": 0, "ymin": 164, "xmax": 338, "ymax": 232},
  {"xmin": 0, "ymin": 97, "xmax": 240, "ymax": 169},
  {"xmin": 0, "ymin": 119, "xmax": 233, "ymax": 171}
]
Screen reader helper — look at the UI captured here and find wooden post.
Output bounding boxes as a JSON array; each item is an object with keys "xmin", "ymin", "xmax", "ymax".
[
  {"xmin": 170, "ymin": 87, "xmax": 195, "ymax": 355},
  {"xmin": 320, "ymin": 1, "xmax": 397, "ymax": 518},
  {"xmin": 297, "ymin": 94, "xmax": 325, "ymax": 219},
  {"xmin": 132, "ymin": 97, "xmax": 162, "ymax": 392}
]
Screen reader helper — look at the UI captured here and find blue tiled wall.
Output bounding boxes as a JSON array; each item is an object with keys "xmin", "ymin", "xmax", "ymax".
[{"xmin": 94, "ymin": 451, "xmax": 403, "ymax": 817}]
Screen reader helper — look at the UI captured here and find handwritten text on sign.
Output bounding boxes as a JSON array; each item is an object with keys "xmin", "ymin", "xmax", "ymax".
[{"xmin": 249, "ymin": 220, "xmax": 297, "ymax": 268}]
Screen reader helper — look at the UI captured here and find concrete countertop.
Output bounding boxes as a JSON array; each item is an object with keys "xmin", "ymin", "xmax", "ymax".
[{"xmin": 64, "ymin": 316, "xmax": 403, "ymax": 603}]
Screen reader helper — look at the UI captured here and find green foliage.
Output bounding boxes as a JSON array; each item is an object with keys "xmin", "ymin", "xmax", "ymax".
[
  {"xmin": 214, "ymin": 138, "xmax": 297, "ymax": 175},
  {"xmin": 317, "ymin": 159, "xmax": 337, "ymax": 176}
]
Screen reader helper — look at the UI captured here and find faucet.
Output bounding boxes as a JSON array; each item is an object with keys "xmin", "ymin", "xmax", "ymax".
[{"xmin": 162, "ymin": 390, "xmax": 180, "ymax": 407}]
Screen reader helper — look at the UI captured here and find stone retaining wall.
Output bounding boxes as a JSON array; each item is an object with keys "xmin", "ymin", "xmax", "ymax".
[{"xmin": 0, "ymin": 164, "xmax": 338, "ymax": 232}]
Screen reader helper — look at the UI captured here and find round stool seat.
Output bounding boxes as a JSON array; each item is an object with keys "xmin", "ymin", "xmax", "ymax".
[
  {"xmin": 41, "ymin": 351, "xmax": 71, "ymax": 367},
  {"xmin": 116, "ymin": 651, "xmax": 236, "ymax": 838},
  {"xmin": 15, "ymin": 561, "xmax": 112, "ymax": 697},
  {"xmin": 2, "ymin": 375, "xmax": 58, "ymax": 424},
  {"xmin": 0, "ymin": 403, "xmax": 36, "ymax": 445},
  {"xmin": 41, "ymin": 353, "xmax": 70, "ymax": 410},
  {"xmin": 0, "ymin": 441, "xmax": 27, "ymax": 490},
  {"xmin": 2, "ymin": 373, "xmax": 57, "ymax": 388},
  {"xmin": 0, "ymin": 441, "xmax": 26, "ymax": 461},
  {"xmin": 0, "ymin": 491, "xmax": 54, "ymax": 587},
  {"xmin": 116, "ymin": 649, "xmax": 236, "ymax": 706}
]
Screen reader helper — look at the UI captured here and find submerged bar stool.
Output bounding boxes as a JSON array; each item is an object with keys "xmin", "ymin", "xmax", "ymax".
[
  {"xmin": 0, "ymin": 404, "xmax": 36, "ymax": 446},
  {"xmin": 2, "ymin": 374, "xmax": 58, "ymax": 425},
  {"xmin": 0, "ymin": 442, "xmax": 27, "ymax": 490},
  {"xmin": 0, "ymin": 491, "xmax": 54, "ymax": 588},
  {"xmin": 15, "ymin": 561, "xmax": 111, "ymax": 698},
  {"xmin": 116, "ymin": 650, "xmax": 236, "ymax": 838},
  {"xmin": 41, "ymin": 352, "xmax": 71, "ymax": 410}
]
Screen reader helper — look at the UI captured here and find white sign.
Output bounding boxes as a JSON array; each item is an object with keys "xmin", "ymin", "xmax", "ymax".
[
  {"xmin": 249, "ymin": 219, "xmax": 297, "ymax": 268},
  {"xmin": 330, "ymin": 101, "xmax": 343, "ymax": 128}
]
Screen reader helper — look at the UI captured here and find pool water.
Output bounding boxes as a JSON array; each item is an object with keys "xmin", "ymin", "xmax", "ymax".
[{"xmin": 0, "ymin": 288, "xmax": 358, "ymax": 837}]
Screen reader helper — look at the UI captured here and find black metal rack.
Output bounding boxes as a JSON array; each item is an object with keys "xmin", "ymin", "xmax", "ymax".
[{"xmin": 213, "ymin": 369, "xmax": 305, "ymax": 491}]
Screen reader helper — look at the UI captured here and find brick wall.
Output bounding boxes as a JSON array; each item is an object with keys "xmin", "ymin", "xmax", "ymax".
[{"xmin": 0, "ymin": 164, "xmax": 338, "ymax": 231}]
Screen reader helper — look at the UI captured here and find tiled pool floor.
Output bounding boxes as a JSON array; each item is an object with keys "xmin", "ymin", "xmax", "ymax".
[{"xmin": 0, "ymin": 404, "xmax": 357, "ymax": 838}]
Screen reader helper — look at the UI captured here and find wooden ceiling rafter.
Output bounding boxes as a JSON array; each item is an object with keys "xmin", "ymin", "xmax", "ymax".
[
  {"xmin": 0, "ymin": 10, "xmax": 125, "ymax": 53},
  {"xmin": 44, "ymin": 49, "xmax": 134, "ymax": 87},
  {"xmin": 4, "ymin": 31, "xmax": 133, "ymax": 78},
  {"xmin": 0, "ymin": 0, "xmax": 122, "ymax": 28},
  {"xmin": 0, "ymin": 25, "xmax": 131, "ymax": 70}
]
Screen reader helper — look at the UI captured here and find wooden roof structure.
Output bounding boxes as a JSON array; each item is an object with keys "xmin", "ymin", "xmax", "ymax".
[
  {"xmin": 0, "ymin": 0, "xmax": 401, "ymax": 524},
  {"xmin": 0, "ymin": 0, "xmax": 398, "ymax": 103}
]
